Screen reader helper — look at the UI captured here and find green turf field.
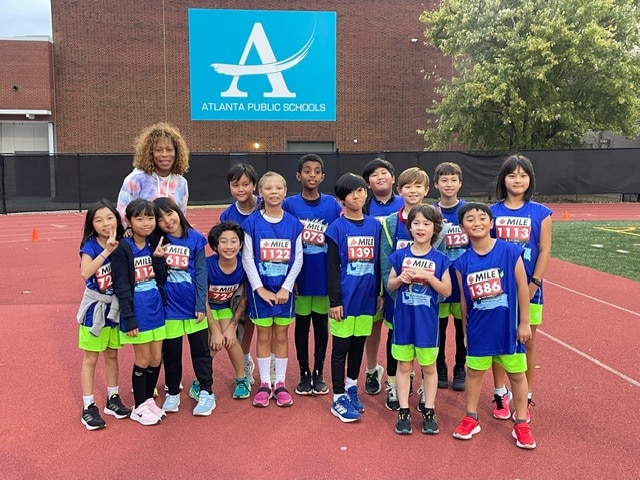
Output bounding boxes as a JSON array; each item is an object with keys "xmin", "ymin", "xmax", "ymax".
[{"xmin": 552, "ymin": 220, "xmax": 640, "ymax": 282}]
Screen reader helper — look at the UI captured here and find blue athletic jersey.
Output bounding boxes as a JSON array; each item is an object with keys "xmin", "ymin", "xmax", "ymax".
[
  {"xmin": 207, "ymin": 254, "xmax": 246, "ymax": 310},
  {"xmin": 367, "ymin": 195, "xmax": 405, "ymax": 223},
  {"xmin": 491, "ymin": 200, "xmax": 552, "ymax": 305},
  {"xmin": 162, "ymin": 228, "xmax": 208, "ymax": 320},
  {"xmin": 242, "ymin": 211, "xmax": 303, "ymax": 319},
  {"xmin": 283, "ymin": 193, "xmax": 342, "ymax": 296},
  {"xmin": 454, "ymin": 240, "xmax": 526, "ymax": 357},
  {"xmin": 381, "ymin": 212, "xmax": 414, "ymax": 322},
  {"xmin": 389, "ymin": 246, "xmax": 451, "ymax": 348},
  {"xmin": 434, "ymin": 200, "xmax": 468, "ymax": 304},
  {"xmin": 219, "ymin": 197, "xmax": 262, "ymax": 224},
  {"xmin": 325, "ymin": 215, "xmax": 381, "ymax": 317},
  {"xmin": 120, "ymin": 237, "xmax": 165, "ymax": 333},
  {"xmin": 79, "ymin": 237, "xmax": 116, "ymax": 328}
]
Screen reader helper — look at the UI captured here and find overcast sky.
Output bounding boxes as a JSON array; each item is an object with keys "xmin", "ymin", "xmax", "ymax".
[{"xmin": 0, "ymin": 0, "xmax": 52, "ymax": 37}]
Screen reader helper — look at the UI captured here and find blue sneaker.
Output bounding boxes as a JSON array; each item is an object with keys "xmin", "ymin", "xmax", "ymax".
[
  {"xmin": 189, "ymin": 379, "xmax": 201, "ymax": 401},
  {"xmin": 346, "ymin": 385, "xmax": 364, "ymax": 412},
  {"xmin": 233, "ymin": 377, "xmax": 251, "ymax": 399},
  {"xmin": 162, "ymin": 393, "xmax": 180, "ymax": 413},
  {"xmin": 331, "ymin": 395, "xmax": 361, "ymax": 423},
  {"xmin": 193, "ymin": 391, "xmax": 216, "ymax": 416}
]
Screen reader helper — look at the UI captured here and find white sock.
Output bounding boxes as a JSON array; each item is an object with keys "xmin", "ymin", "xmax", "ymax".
[
  {"xmin": 274, "ymin": 357, "xmax": 288, "ymax": 384},
  {"xmin": 83, "ymin": 395, "xmax": 94, "ymax": 408},
  {"xmin": 244, "ymin": 353, "xmax": 252, "ymax": 362},
  {"xmin": 257, "ymin": 356, "xmax": 271, "ymax": 384},
  {"xmin": 528, "ymin": 392, "xmax": 533, "ymax": 400},
  {"xmin": 494, "ymin": 385, "xmax": 507, "ymax": 396},
  {"xmin": 333, "ymin": 393, "xmax": 342, "ymax": 402},
  {"xmin": 345, "ymin": 377, "xmax": 357, "ymax": 390},
  {"xmin": 366, "ymin": 365, "xmax": 378, "ymax": 374},
  {"xmin": 107, "ymin": 386, "xmax": 119, "ymax": 398}
]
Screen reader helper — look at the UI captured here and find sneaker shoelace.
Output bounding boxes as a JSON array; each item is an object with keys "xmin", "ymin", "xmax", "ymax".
[{"xmin": 493, "ymin": 394, "xmax": 505, "ymax": 409}]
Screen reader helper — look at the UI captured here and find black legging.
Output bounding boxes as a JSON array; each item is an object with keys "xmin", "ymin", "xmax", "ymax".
[
  {"xmin": 386, "ymin": 327, "xmax": 398, "ymax": 377},
  {"xmin": 331, "ymin": 335, "xmax": 367, "ymax": 394},
  {"xmin": 162, "ymin": 328, "xmax": 213, "ymax": 394},
  {"xmin": 437, "ymin": 316, "xmax": 466, "ymax": 366},
  {"xmin": 294, "ymin": 312, "xmax": 329, "ymax": 374}
]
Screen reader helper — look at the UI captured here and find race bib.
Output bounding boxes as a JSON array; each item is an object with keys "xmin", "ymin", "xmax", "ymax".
[
  {"xmin": 495, "ymin": 216, "xmax": 531, "ymax": 243},
  {"xmin": 260, "ymin": 239, "xmax": 291, "ymax": 262},
  {"xmin": 301, "ymin": 219, "xmax": 327, "ymax": 246},
  {"xmin": 95, "ymin": 263, "xmax": 113, "ymax": 292},
  {"xmin": 347, "ymin": 236, "xmax": 375, "ymax": 261},
  {"xmin": 134, "ymin": 256, "xmax": 155, "ymax": 283},
  {"xmin": 466, "ymin": 268, "xmax": 503, "ymax": 301},
  {"xmin": 395, "ymin": 239, "xmax": 413, "ymax": 250},
  {"xmin": 208, "ymin": 283, "xmax": 239, "ymax": 303},
  {"xmin": 444, "ymin": 225, "xmax": 468, "ymax": 248},
  {"xmin": 401, "ymin": 257, "xmax": 435, "ymax": 284},
  {"xmin": 165, "ymin": 244, "xmax": 190, "ymax": 270}
]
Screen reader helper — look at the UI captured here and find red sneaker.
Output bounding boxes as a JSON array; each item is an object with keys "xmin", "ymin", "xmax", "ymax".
[
  {"xmin": 453, "ymin": 416, "xmax": 481, "ymax": 440},
  {"xmin": 492, "ymin": 390, "xmax": 512, "ymax": 420},
  {"xmin": 512, "ymin": 422, "xmax": 536, "ymax": 449}
]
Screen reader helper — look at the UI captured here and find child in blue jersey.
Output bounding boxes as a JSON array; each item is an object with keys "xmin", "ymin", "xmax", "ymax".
[
  {"xmin": 110, "ymin": 199, "xmax": 168, "ymax": 426},
  {"xmin": 452, "ymin": 202, "xmax": 536, "ymax": 449},
  {"xmin": 433, "ymin": 162, "xmax": 468, "ymax": 392},
  {"xmin": 241, "ymin": 172, "xmax": 303, "ymax": 408},
  {"xmin": 153, "ymin": 198, "xmax": 215, "ymax": 416},
  {"xmin": 206, "ymin": 222, "xmax": 251, "ymax": 400},
  {"xmin": 326, "ymin": 173, "xmax": 383, "ymax": 422},
  {"xmin": 387, "ymin": 204, "xmax": 451, "ymax": 435},
  {"xmin": 362, "ymin": 158, "xmax": 405, "ymax": 396},
  {"xmin": 490, "ymin": 154, "xmax": 552, "ymax": 422},
  {"xmin": 220, "ymin": 163, "xmax": 261, "ymax": 383},
  {"xmin": 379, "ymin": 167, "xmax": 430, "ymax": 411},
  {"xmin": 77, "ymin": 199, "xmax": 130, "ymax": 430},
  {"xmin": 283, "ymin": 154, "xmax": 342, "ymax": 396}
]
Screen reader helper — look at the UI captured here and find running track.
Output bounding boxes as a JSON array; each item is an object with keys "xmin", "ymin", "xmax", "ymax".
[{"xmin": 0, "ymin": 203, "xmax": 638, "ymax": 479}]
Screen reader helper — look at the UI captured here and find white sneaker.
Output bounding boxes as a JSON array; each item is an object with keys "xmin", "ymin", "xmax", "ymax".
[
  {"xmin": 130, "ymin": 403, "xmax": 160, "ymax": 426},
  {"xmin": 244, "ymin": 356, "xmax": 255, "ymax": 385},
  {"xmin": 143, "ymin": 398, "xmax": 166, "ymax": 419},
  {"xmin": 162, "ymin": 393, "xmax": 180, "ymax": 413},
  {"xmin": 193, "ymin": 391, "xmax": 216, "ymax": 416}
]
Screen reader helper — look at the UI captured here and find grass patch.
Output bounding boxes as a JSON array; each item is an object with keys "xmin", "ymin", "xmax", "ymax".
[{"xmin": 552, "ymin": 220, "xmax": 640, "ymax": 282}]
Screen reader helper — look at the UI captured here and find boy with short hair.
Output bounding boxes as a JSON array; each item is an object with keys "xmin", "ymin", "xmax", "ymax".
[
  {"xmin": 283, "ymin": 154, "xmax": 342, "ymax": 395},
  {"xmin": 326, "ymin": 173, "xmax": 383, "ymax": 422},
  {"xmin": 433, "ymin": 162, "xmax": 467, "ymax": 392},
  {"xmin": 452, "ymin": 202, "xmax": 536, "ymax": 449},
  {"xmin": 379, "ymin": 167, "xmax": 430, "ymax": 410},
  {"xmin": 362, "ymin": 158, "xmax": 404, "ymax": 396}
]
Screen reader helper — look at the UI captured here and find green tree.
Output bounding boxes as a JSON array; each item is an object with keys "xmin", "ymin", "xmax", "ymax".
[{"xmin": 420, "ymin": 0, "xmax": 640, "ymax": 150}]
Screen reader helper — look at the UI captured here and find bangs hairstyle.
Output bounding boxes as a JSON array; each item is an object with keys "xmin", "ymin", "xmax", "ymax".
[
  {"xmin": 434, "ymin": 162, "xmax": 463, "ymax": 183},
  {"xmin": 132, "ymin": 122, "xmax": 190, "ymax": 175},
  {"xmin": 334, "ymin": 173, "xmax": 367, "ymax": 201},
  {"xmin": 258, "ymin": 171, "xmax": 287, "ymax": 190},
  {"xmin": 297, "ymin": 153, "xmax": 325, "ymax": 173},
  {"xmin": 496, "ymin": 154, "xmax": 536, "ymax": 201},
  {"xmin": 125, "ymin": 198, "xmax": 158, "ymax": 222},
  {"xmin": 362, "ymin": 158, "xmax": 395, "ymax": 183},
  {"xmin": 457, "ymin": 202, "xmax": 493, "ymax": 224},
  {"xmin": 153, "ymin": 197, "xmax": 192, "ymax": 238},
  {"xmin": 208, "ymin": 221, "xmax": 245, "ymax": 251},
  {"xmin": 81, "ymin": 199, "xmax": 124, "ymax": 247},
  {"xmin": 407, "ymin": 204, "xmax": 443, "ymax": 245},
  {"xmin": 227, "ymin": 163, "xmax": 258, "ymax": 185},
  {"xmin": 397, "ymin": 167, "xmax": 429, "ymax": 189}
]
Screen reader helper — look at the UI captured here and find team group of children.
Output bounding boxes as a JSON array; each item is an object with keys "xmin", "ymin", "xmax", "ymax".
[{"xmin": 77, "ymin": 152, "xmax": 551, "ymax": 450}]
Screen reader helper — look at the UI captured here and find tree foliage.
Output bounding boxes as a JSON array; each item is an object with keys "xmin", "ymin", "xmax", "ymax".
[{"xmin": 419, "ymin": 0, "xmax": 640, "ymax": 150}]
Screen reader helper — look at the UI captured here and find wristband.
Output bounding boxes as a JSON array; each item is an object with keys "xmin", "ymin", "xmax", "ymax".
[
  {"xmin": 531, "ymin": 277, "xmax": 542, "ymax": 287},
  {"xmin": 99, "ymin": 253, "xmax": 108, "ymax": 260}
]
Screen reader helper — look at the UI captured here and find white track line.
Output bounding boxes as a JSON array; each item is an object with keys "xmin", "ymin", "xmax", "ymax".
[
  {"xmin": 542, "ymin": 281, "xmax": 640, "ymax": 387},
  {"xmin": 537, "ymin": 330, "xmax": 640, "ymax": 387},
  {"xmin": 546, "ymin": 280, "xmax": 640, "ymax": 317}
]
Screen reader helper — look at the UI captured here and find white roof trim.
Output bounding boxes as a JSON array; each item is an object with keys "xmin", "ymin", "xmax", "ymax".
[{"xmin": 0, "ymin": 109, "xmax": 52, "ymax": 115}]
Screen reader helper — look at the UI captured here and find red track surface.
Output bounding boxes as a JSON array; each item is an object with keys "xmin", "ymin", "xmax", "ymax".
[{"xmin": 0, "ymin": 204, "xmax": 638, "ymax": 479}]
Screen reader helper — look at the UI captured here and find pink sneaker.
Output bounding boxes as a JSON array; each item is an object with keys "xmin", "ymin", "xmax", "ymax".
[
  {"xmin": 129, "ymin": 403, "xmax": 160, "ymax": 426},
  {"xmin": 492, "ymin": 390, "xmax": 512, "ymax": 420},
  {"xmin": 143, "ymin": 398, "xmax": 166, "ymax": 419},
  {"xmin": 274, "ymin": 381, "xmax": 293, "ymax": 407},
  {"xmin": 252, "ymin": 382, "xmax": 272, "ymax": 408}
]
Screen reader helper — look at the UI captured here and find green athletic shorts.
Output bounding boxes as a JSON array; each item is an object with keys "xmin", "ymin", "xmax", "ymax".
[
  {"xmin": 392, "ymin": 344, "xmax": 438, "ymax": 365},
  {"xmin": 120, "ymin": 325, "xmax": 167, "ymax": 344},
  {"xmin": 466, "ymin": 352, "xmax": 527, "ymax": 373},
  {"xmin": 295, "ymin": 296, "xmax": 329, "ymax": 315},
  {"xmin": 79, "ymin": 325, "xmax": 122, "ymax": 352},
  {"xmin": 330, "ymin": 314, "xmax": 374, "ymax": 338}
]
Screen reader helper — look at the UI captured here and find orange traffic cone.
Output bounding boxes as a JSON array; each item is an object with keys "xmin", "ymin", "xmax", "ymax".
[
  {"xmin": 562, "ymin": 211, "xmax": 569, "ymax": 221},
  {"xmin": 31, "ymin": 227, "xmax": 40, "ymax": 241}
]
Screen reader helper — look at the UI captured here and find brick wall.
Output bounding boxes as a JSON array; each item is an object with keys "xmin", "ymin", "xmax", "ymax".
[{"xmin": 52, "ymin": 0, "xmax": 446, "ymax": 153}]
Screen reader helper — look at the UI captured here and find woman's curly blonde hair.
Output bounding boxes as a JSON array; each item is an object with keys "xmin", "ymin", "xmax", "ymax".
[{"xmin": 132, "ymin": 122, "xmax": 190, "ymax": 175}]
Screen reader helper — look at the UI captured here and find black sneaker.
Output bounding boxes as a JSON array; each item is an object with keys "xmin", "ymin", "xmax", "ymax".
[
  {"xmin": 452, "ymin": 364, "xmax": 466, "ymax": 391},
  {"xmin": 365, "ymin": 364, "xmax": 384, "ymax": 395},
  {"xmin": 385, "ymin": 381, "xmax": 400, "ymax": 411},
  {"xmin": 421, "ymin": 407, "xmax": 440, "ymax": 434},
  {"xmin": 295, "ymin": 370, "xmax": 313, "ymax": 395},
  {"xmin": 437, "ymin": 361, "xmax": 448, "ymax": 389},
  {"xmin": 104, "ymin": 394, "xmax": 132, "ymax": 419},
  {"xmin": 312, "ymin": 370, "xmax": 329, "ymax": 395},
  {"xmin": 395, "ymin": 408, "xmax": 412, "ymax": 435},
  {"xmin": 81, "ymin": 403, "xmax": 106, "ymax": 430}
]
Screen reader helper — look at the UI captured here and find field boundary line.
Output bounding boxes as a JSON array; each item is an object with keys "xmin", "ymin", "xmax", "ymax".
[{"xmin": 546, "ymin": 280, "xmax": 640, "ymax": 317}]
